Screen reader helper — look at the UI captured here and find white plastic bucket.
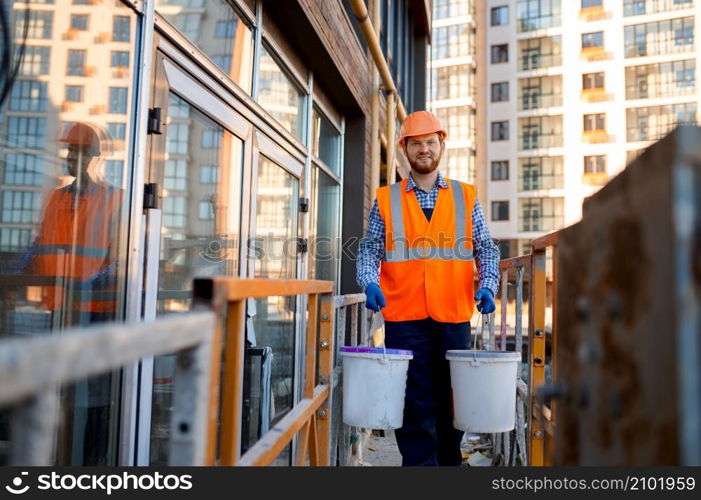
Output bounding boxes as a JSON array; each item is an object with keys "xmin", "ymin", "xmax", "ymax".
[
  {"xmin": 446, "ymin": 350, "xmax": 521, "ymax": 433},
  {"xmin": 340, "ymin": 346, "xmax": 413, "ymax": 429}
]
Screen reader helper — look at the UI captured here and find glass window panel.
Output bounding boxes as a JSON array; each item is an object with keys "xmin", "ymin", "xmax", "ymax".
[
  {"xmin": 311, "ymin": 108, "xmax": 341, "ymax": 175},
  {"xmin": 0, "ymin": 1, "xmax": 138, "ymax": 467},
  {"xmin": 309, "ymin": 166, "xmax": 340, "ymax": 283},
  {"xmin": 150, "ymin": 93, "xmax": 244, "ymax": 465},
  {"xmin": 257, "ymin": 45, "xmax": 305, "ymax": 141},
  {"xmin": 156, "ymin": 0, "xmax": 254, "ymax": 93}
]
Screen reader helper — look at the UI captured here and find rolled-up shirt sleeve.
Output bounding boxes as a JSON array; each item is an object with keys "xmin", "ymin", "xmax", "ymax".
[
  {"xmin": 356, "ymin": 199, "xmax": 385, "ymax": 290},
  {"xmin": 472, "ymin": 199, "xmax": 500, "ymax": 296}
]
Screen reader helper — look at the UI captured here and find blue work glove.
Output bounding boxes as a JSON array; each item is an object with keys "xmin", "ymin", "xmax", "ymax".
[
  {"xmin": 365, "ymin": 283, "xmax": 386, "ymax": 312},
  {"xmin": 475, "ymin": 288, "xmax": 496, "ymax": 314}
]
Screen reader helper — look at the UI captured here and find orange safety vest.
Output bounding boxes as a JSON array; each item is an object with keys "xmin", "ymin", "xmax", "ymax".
[
  {"xmin": 33, "ymin": 182, "xmax": 122, "ymax": 313},
  {"xmin": 376, "ymin": 177, "xmax": 476, "ymax": 323}
]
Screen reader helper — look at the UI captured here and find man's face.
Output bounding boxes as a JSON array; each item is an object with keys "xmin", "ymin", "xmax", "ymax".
[
  {"xmin": 65, "ymin": 144, "xmax": 95, "ymax": 178},
  {"xmin": 404, "ymin": 132, "xmax": 445, "ymax": 174}
]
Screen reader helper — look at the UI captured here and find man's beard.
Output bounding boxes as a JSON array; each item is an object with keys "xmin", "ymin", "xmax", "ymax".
[{"xmin": 408, "ymin": 153, "xmax": 441, "ymax": 174}]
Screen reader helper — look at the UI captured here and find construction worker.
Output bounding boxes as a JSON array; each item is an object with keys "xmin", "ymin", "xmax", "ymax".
[
  {"xmin": 357, "ymin": 110, "xmax": 500, "ymax": 466},
  {"xmin": 21, "ymin": 121, "xmax": 122, "ymax": 464}
]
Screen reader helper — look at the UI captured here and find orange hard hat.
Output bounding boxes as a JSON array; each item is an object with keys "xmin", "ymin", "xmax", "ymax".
[
  {"xmin": 398, "ymin": 110, "xmax": 447, "ymax": 147},
  {"xmin": 58, "ymin": 122, "xmax": 102, "ymax": 156}
]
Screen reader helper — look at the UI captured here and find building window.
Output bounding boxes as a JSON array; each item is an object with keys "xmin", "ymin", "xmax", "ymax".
[
  {"xmin": 311, "ymin": 108, "xmax": 342, "ymax": 175},
  {"xmin": 19, "ymin": 46, "xmax": 51, "ymax": 76},
  {"xmin": 432, "ymin": 64, "xmax": 474, "ymax": 100},
  {"xmin": 163, "ymin": 197, "xmax": 187, "ymax": 228},
  {"xmin": 518, "ymin": 76, "xmax": 562, "ymax": 110},
  {"xmin": 198, "ymin": 201, "xmax": 214, "ymax": 220},
  {"xmin": 518, "ymin": 36, "xmax": 562, "ymax": 71},
  {"xmin": 432, "ymin": 24, "xmax": 473, "ymax": 60},
  {"xmin": 257, "ymin": 44, "xmax": 305, "ymax": 140},
  {"xmin": 625, "ymin": 17, "xmax": 694, "ymax": 58},
  {"xmin": 202, "ymin": 129, "xmax": 222, "ymax": 149},
  {"xmin": 164, "ymin": 160, "xmax": 187, "ymax": 191},
  {"xmin": 624, "ymin": 0, "xmax": 694, "ymax": 17},
  {"xmin": 492, "ymin": 201, "xmax": 509, "ymax": 221},
  {"xmin": 108, "ymin": 87, "xmax": 128, "ymax": 114},
  {"xmin": 582, "ymin": 31, "xmax": 604, "ymax": 49},
  {"xmin": 519, "ymin": 116, "xmax": 563, "ymax": 150},
  {"xmin": 65, "ymin": 85, "xmax": 83, "ymax": 102},
  {"xmin": 171, "ymin": 13, "xmax": 202, "ymax": 40},
  {"xmin": 0, "ymin": 228, "xmax": 32, "ymax": 252},
  {"xmin": 16, "ymin": 10, "xmax": 53, "ymax": 39},
  {"xmin": 104, "ymin": 160, "xmax": 123, "ymax": 187},
  {"xmin": 583, "ymin": 72, "xmax": 605, "ymax": 90},
  {"xmin": 167, "ymin": 123, "xmax": 189, "ymax": 155},
  {"xmin": 491, "ymin": 44, "xmax": 509, "ymax": 63},
  {"xmin": 444, "ymin": 148, "xmax": 476, "ymax": 183},
  {"xmin": 491, "ymin": 121, "xmax": 509, "ymax": 141},
  {"xmin": 200, "ymin": 165, "xmax": 220, "ymax": 184},
  {"xmin": 210, "ymin": 55, "xmax": 232, "ymax": 73},
  {"xmin": 491, "ymin": 82, "xmax": 509, "ymax": 102},
  {"xmin": 110, "ymin": 51, "xmax": 130, "ymax": 68},
  {"xmin": 519, "ymin": 156, "xmax": 564, "ymax": 190},
  {"xmin": 437, "ymin": 106, "xmax": 475, "ymax": 140},
  {"xmin": 584, "ymin": 113, "xmax": 606, "ymax": 131},
  {"xmin": 1, "ymin": 190, "xmax": 40, "ymax": 224},
  {"xmin": 584, "ymin": 155, "xmax": 606, "ymax": 174},
  {"xmin": 215, "ymin": 20, "xmax": 237, "ymax": 38},
  {"xmin": 625, "ymin": 59, "xmax": 696, "ymax": 99},
  {"xmin": 9, "ymin": 80, "xmax": 48, "ymax": 111},
  {"xmin": 112, "ymin": 15, "xmax": 131, "ymax": 42},
  {"xmin": 7, "ymin": 117, "xmax": 46, "ymax": 149},
  {"xmin": 626, "ymin": 102, "xmax": 697, "ymax": 142},
  {"xmin": 491, "ymin": 6, "xmax": 509, "ymax": 26},
  {"xmin": 491, "ymin": 161, "xmax": 509, "ymax": 181},
  {"xmin": 582, "ymin": 0, "xmax": 602, "ymax": 7},
  {"xmin": 517, "ymin": 0, "xmax": 561, "ymax": 32},
  {"xmin": 107, "ymin": 122, "xmax": 126, "ymax": 140},
  {"xmin": 67, "ymin": 49, "xmax": 86, "ymax": 76},
  {"xmin": 70, "ymin": 14, "xmax": 89, "ymax": 30},
  {"xmin": 519, "ymin": 197, "xmax": 564, "ymax": 232},
  {"xmin": 434, "ymin": 0, "xmax": 471, "ymax": 19},
  {"xmin": 4, "ymin": 154, "xmax": 43, "ymax": 186}
]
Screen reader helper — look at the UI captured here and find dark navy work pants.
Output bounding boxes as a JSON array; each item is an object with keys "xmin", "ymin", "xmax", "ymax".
[{"xmin": 384, "ymin": 317, "xmax": 471, "ymax": 466}]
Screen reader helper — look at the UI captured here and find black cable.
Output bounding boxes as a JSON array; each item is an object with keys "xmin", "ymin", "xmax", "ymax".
[{"xmin": 0, "ymin": 0, "xmax": 30, "ymax": 109}]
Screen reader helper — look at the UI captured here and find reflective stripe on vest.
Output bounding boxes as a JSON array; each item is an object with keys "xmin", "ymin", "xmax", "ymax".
[{"xmin": 384, "ymin": 179, "xmax": 474, "ymax": 263}]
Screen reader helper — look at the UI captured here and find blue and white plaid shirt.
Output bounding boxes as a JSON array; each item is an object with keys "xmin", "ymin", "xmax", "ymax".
[{"xmin": 356, "ymin": 171, "xmax": 500, "ymax": 296}]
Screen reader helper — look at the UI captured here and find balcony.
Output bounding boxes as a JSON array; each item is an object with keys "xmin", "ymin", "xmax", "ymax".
[
  {"xmin": 519, "ymin": 133, "xmax": 562, "ymax": 150},
  {"xmin": 581, "ymin": 88, "xmax": 610, "ymax": 102},
  {"xmin": 578, "ymin": 5, "xmax": 611, "ymax": 22},
  {"xmin": 580, "ymin": 46, "xmax": 609, "ymax": 62},
  {"xmin": 582, "ymin": 130, "xmax": 610, "ymax": 143},
  {"xmin": 582, "ymin": 171, "xmax": 609, "ymax": 186},
  {"xmin": 518, "ymin": 93, "xmax": 561, "ymax": 111}
]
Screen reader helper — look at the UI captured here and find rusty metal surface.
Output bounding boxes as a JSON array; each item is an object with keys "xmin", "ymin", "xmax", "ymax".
[{"xmin": 556, "ymin": 127, "xmax": 701, "ymax": 465}]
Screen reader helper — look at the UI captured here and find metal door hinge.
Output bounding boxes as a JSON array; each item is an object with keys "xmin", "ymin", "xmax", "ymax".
[
  {"xmin": 299, "ymin": 197, "xmax": 309, "ymax": 213},
  {"xmin": 147, "ymin": 108, "xmax": 162, "ymax": 135},
  {"xmin": 297, "ymin": 237, "xmax": 308, "ymax": 254},
  {"xmin": 143, "ymin": 183, "xmax": 159, "ymax": 209}
]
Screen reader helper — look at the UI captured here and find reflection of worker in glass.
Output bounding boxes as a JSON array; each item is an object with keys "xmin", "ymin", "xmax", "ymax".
[{"xmin": 23, "ymin": 122, "xmax": 122, "ymax": 465}]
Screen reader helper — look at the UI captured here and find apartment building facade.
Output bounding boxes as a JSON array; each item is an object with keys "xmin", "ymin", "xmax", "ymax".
[{"xmin": 484, "ymin": 0, "xmax": 700, "ymax": 257}]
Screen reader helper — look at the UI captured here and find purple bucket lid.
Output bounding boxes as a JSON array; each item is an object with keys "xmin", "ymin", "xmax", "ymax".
[{"xmin": 339, "ymin": 346, "xmax": 412, "ymax": 356}]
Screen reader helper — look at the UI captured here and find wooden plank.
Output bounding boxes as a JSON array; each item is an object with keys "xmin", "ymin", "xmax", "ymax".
[
  {"xmin": 239, "ymin": 385, "xmax": 329, "ymax": 466},
  {"xmin": 500, "ymin": 271, "xmax": 508, "ymax": 350},
  {"xmin": 350, "ymin": 303, "xmax": 358, "ymax": 346},
  {"xmin": 499, "ymin": 254, "xmax": 531, "ymax": 271},
  {"xmin": 532, "ymin": 231, "xmax": 560, "ymax": 251},
  {"xmin": 528, "ymin": 249, "xmax": 547, "ymax": 466},
  {"xmin": 196, "ymin": 278, "xmax": 333, "ymax": 301},
  {"xmin": 0, "ymin": 312, "xmax": 214, "ymax": 405},
  {"xmin": 305, "ymin": 294, "xmax": 319, "ymax": 399},
  {"xmin": 308, "ymin": 414, "xmax": 319, "ymax": 466},
  {"xmin": 333, "ymin": 294, "xmax": 365, "ymax": 308},
  {"xmin": 219, "ymin": 300, "xmax": 246, "ymax": 466},
  {"xmin": 295, "ymin": 420, "xmax": 311, "ymax": 466},
  {"xmin": 548, "ymin": 244, "xmax": 559, "ymax": 466},
  {"xmin": 317, "ymin": 295, "xmax": 334, "ymax": 465}
]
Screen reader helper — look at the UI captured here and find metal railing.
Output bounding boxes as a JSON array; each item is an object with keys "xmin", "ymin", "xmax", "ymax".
[
  {"xmin": 495, "ymin": 230, "xmax": 562, "ymax": 466},
  {"xmin": 0, "ymin": 312, "xmax": 216, "ymax": 466},
  {"xmin": 192, "ymin": 278, "xmax": 335, "ymax": 466}
]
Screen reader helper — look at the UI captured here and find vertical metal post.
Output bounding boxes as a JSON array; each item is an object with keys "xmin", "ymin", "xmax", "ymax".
[
  {"xmin": 500, "ymin": 271, "xmax": 508, "ymax": 350},
  {"xmin": 10, "ymin": 389, "xmax": 59, "ymax": 466}
]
